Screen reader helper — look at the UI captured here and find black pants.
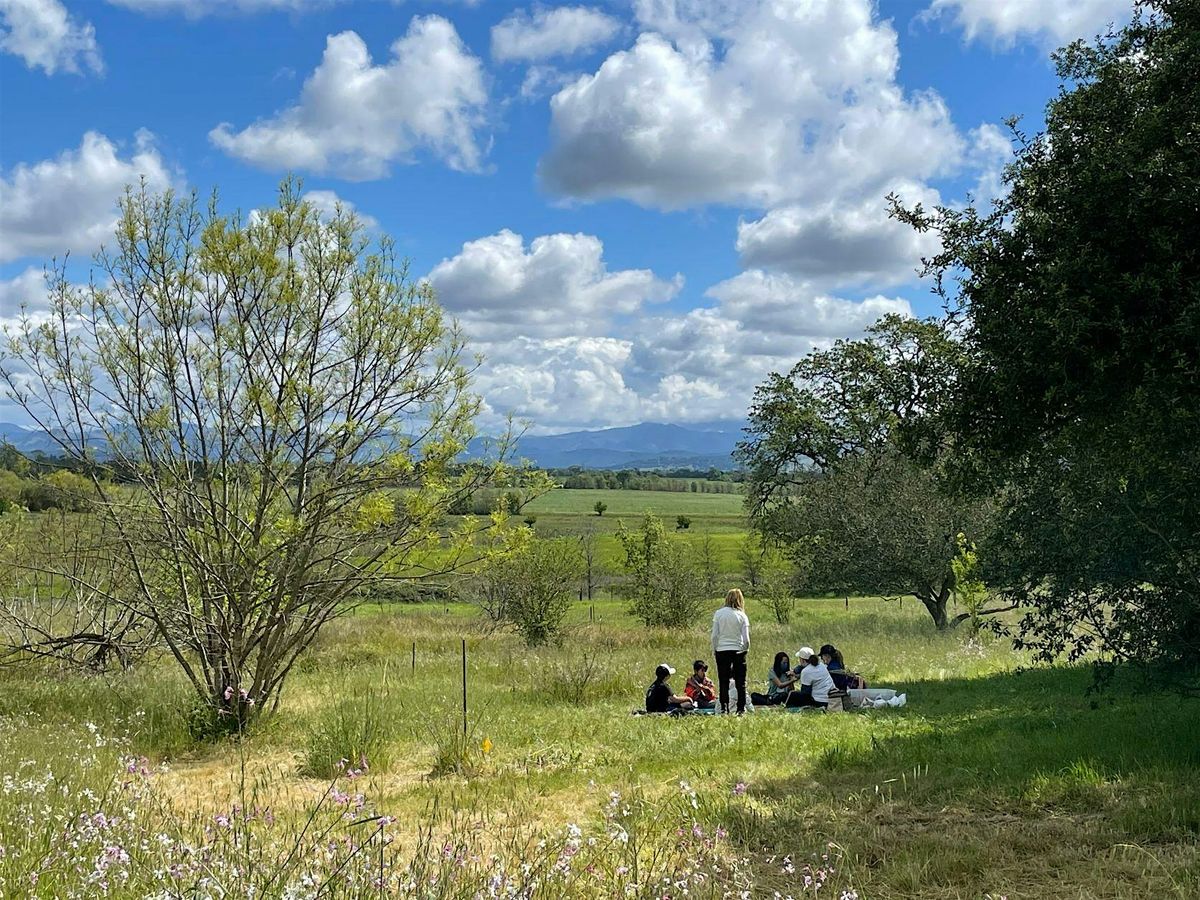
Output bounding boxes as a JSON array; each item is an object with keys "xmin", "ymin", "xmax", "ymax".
[
  {"xmin": 715, "ymin": 649, "xmax": 747, "ymax": 713},
  {"xmin": 751, "ymin": 691, "xmax": 787, "ymax": 706},
  {"xmin": 785, "ymin": 690, "xmax": 827, "ymax": 709}
]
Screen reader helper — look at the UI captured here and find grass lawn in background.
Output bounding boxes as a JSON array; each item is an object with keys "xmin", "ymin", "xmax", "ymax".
[{"xmin": 518, "ymin": 488, "xmax": 750, "ymax": 573}]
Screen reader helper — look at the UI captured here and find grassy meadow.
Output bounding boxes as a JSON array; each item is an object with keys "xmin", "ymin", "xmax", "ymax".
[
  {"xmin": 2, "ymin": 588, "xmax": 1198, "ymax": 898},
  {"xmin": 521, "ymin": 487, "xmax": 749, "ymax": 572}
]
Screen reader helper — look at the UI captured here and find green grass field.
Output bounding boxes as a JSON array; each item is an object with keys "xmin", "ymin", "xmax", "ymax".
[
  {"xmin": 521, "ymin": 488, "xmax": 750, "ymax": 573},
  {"xmin": 2, "ymin": 592, "xmax": 1197, "ymax": 897}
]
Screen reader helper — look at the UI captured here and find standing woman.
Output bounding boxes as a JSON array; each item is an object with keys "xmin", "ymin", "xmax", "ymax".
[{"xmin": 711, "ymin": 589, "xmax": 750, "ymax": 714}]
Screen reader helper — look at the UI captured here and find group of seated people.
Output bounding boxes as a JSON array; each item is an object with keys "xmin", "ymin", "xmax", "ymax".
[
  {"xmin": 645, "ymin": 645, "xmax": 866, "ymax": 715},
  {"xmin": 753, "ymin": 645, "xmax": 866, "ymax": 708}
]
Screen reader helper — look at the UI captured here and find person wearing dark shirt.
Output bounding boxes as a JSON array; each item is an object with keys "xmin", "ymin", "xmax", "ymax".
[
  {"xmin": 820, "ymin": 644, "xmax": 866, "ymax": 690},
  {"xmin": 646, "ymin": 663, "xmax": 694, "ymax": 714}
]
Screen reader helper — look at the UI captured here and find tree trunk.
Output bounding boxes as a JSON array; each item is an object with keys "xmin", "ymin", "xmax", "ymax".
[{"xmin": 915, "ymin": 583, "xmax": 952, "ymax": 630}]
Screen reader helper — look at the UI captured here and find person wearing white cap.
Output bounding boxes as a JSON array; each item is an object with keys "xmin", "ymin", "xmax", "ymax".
[
  {"xmin": 789, "ymin": 649, "xmax": 837, "ymax": 710},
  {"xmin": 645, "ymin": 663, "xmax": 694, "ymax": 715}
]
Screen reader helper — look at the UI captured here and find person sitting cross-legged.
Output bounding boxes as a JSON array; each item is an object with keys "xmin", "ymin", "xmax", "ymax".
[
  {"xmin": 646, "ymin": 663, "xmax": 695, "ymax": 715},
  {"xmin": 752, "ymin": 651, "xmax": 796, "ymax": 706},
  {"xmin": 684, "ymin": 659, "xmax": 717, "ymax": 709},
  {"xmin": 787, "ymin": 652, "xmax": 839, "ymax": 710}
]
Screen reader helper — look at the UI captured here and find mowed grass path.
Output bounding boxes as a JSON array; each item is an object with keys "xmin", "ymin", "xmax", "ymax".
[{"xmin": 2, "ymin": 595, "xmax": 1197, "ymax": 897}]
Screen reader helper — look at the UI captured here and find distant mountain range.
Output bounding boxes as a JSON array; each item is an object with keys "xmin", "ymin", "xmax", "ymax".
[
  {"xmin": 468, "ymin": 421, "xmax": 748, "ymax": 470},
  {"xmin": 0, "ymin": 423, "xmax": 70, "ymax": 455},
  {"xmin": 1, "ymin": 420, "xmax": 750, "ymax": 471}
]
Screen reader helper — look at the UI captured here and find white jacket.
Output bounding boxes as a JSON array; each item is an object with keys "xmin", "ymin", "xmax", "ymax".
[{"xmin": 711, "ymin": 606, "xmax": 750, "ymax": 653}]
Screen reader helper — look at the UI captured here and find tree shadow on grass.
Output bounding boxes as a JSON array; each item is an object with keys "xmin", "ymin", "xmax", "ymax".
[{"xmin": 730, "ymin": 666, "xmax": 1200, "ymax": 899}]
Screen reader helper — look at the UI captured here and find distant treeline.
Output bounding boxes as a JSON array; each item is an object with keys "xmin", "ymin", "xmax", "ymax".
[{"xmin": 548, "ymin": 468, "xmax": 744, "ymax": 493}]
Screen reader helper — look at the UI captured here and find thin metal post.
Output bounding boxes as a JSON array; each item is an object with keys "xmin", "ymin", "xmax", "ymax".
[
  {"xmin": 461, "ymin": 638, "xmax": 468, "ymax": 737},
  {"xmin": 411, "ymin": 641, "xmax": 415, "ymax": 673}
]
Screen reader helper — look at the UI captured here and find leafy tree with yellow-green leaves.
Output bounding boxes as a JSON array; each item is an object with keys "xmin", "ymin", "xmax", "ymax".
[{"xmin": 0, "ymin": 178, "xmax": 537, "ymax": 730}]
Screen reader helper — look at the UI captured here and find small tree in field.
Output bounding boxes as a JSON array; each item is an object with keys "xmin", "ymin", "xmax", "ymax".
[
  {"xmin": 617, "ymin": 513, "xmax": 704, "ymax": 628},
  {"xmin": 759, "ymin": 548, "xmax": 799, "ymax": 625},
  {"xmin": 696, "ymin": 531, "xmax": 721, "ymax": 599},
  {"xmin": 593, "ymin": 500, "xmax": 607, "ymax": 517},
  {"xmin": 579, "ymin": 520, "xmax": 602, "ymax": 601},
  {"xmin": 738, "ymin": 533, "xmax": 765, "ymax": 589},
  {"xmin": 501, "ymin": 538, "xmax": 585, "ymax": 646},
  {"xmin": 0, "ymin": 179, "xmax": 527, "ymax": 730}
]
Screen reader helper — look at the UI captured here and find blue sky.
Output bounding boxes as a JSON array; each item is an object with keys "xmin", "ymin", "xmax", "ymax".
[{"xmin": 0, "ymin": 0, "xmax": 1132, "ymax": 432}]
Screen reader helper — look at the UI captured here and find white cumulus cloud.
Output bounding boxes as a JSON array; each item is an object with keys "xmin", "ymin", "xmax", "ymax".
[
  {"xmin": 540, "ymin": 0, "xmax": 963, "ymax": 210},
  {"xmin": 736, "ymin": 182, "xmax": 942, "ymax": 287},
  {"xmin": 703, "ymin": 270, "xmax": 911, "ymax": 341},
  {"xmin": 0, "ymin": 130, "xmax": 173, "ymax": 264},
  {"xmin": 0, "ymin": 0, "xmax": 102, "ymax": 75},
  {"xmin": 210, "ymin": 16, "xmax": 488, "ymax": 179},
  {"xmin": 0, "ymin": 266, "xmax": 47, "ymax": 315},
  {"xmin": 455, "ymin": 256, "xmax": 912, "ymax": 430},
  {"xmin": 492, "ymin": 5, "xmax": 622, "ymax": 62},
  {"xmin": 301, "ymin": 189, "xmax": 378, "ymax": 229},
  {"xmin": 426, "ymin": 228, "xmax": 681, "ymax": 341},
  {"xmin": 926, "ymin": 0, "xmax": 1132, "ymax": 45}
]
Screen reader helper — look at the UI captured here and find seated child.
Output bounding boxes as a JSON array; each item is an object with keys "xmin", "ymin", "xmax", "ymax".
[
  {"xmin": 751, "ymin": 651, "xmax": 796, "ymax": 706},
  {"xmin": 646, "ymin": 663, "xmax": 695, "ymax": 715},
  {"xmin": 787, "ymin": 653, "xmax": 839, "ymax": 710},
  {"xmin": 820, "ymin": 644, "xmax": 867, "ymax": 690},
  {"xmin": 684, "ymin": 659, "xmax": 717, "ymax": 709}
]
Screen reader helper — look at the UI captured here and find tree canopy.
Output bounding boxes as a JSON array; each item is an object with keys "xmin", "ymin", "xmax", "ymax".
[
  {"xmin": 738, "ymin": 315, "xmax": 993, "ymax": 629},
  {"xmin": 892, "ymin": 0, "xmax": 1200, "ymax": 685}
]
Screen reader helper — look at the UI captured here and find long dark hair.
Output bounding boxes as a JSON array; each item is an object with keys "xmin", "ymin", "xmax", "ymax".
[
  {"xmin": 819, "ymin": 644, "xmax": 844, "ymax": 666},
  {"xmin": 773, "ymin": 652, "xmax": 790, "ymax": 677}
]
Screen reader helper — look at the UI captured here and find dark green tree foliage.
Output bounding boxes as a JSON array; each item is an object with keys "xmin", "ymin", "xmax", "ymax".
[
  {"xmin": 892, "ymin": 1, "xmax": 1200, "ymax": 683},
  {"xmin": 739, "ymin": 316, "xmax": 993, "ymax": 629}
]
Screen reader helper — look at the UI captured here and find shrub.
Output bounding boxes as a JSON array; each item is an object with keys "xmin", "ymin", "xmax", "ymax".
[
  {"xmin": 352, "ymin": 580, "xmax": 455, "ymax": 605},
  {"xmin": 676, "ymin": 515, "xmax": 692, "ymax": 530},
  {"xmin": 426, "ymin": 705, "xmax": 487, "ymax": 778},
  {"xmin": 490, "ymin": 538, "xmax": 584, "ymax": 646},
  {"xmin": 0, "ymin": 470, "xmax": 24, "ymax": 508},
  {"xmin": 543, "ymin": 652, "xmax": 603, "ymax": 705},
  {"xmin": 19, "ymin": 470, "xmax": 94, "ymax": 512},
  {"xmin": 594, "ymin": 500, "xmax": 607, "ymax": 516},
  {"xmin": 301, "ymin": 688, "xmax": 395, "ymax": 778},
  {"xmin": 618, "ymin": 513, "xmax": 706, "ymax": 628}
]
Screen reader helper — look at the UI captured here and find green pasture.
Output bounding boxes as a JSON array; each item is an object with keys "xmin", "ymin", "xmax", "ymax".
[
  {"xmin": 524, "ymin": 487, "xmax": 746, "ymax": 521},
  {"xmin": 518, "ymin": 487, "xmax": 750, "ymax": 574},
  {"xmin": 2, "ymin": 594, "xmax": 1197, "ymax": 897}
]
